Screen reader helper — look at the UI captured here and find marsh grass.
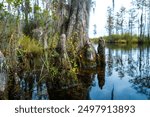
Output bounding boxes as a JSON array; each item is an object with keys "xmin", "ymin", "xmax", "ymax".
[
  {"xmin": 90, "ymin": 33, "xmax": 143, "ymax": 44},
  {"xmin": 18, "ymin": 35, "xmax": 43, "ymax": 56}
]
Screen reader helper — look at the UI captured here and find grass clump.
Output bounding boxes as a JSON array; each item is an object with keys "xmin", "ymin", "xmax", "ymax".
[{"xmin": 18, "ymin": 35, "xmax": 43, "ymax": 55}]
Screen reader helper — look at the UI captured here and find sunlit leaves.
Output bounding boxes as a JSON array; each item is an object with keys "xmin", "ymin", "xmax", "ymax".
[
  {"xmin": 6, "ymin": 0, "xmax": 22, "ymax": 7},
  {"xmin": 6, "ymin": 0, "xmax": 14, "ymax": 4},
  {"xmin": 13, "ymin": 0, "xmax": 22, "ymax": 7}
]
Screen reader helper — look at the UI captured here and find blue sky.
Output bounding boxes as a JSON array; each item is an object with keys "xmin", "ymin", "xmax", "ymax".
[{"xmin": 89, "ymin": 0, "xmax": 132, "ymax": 38}]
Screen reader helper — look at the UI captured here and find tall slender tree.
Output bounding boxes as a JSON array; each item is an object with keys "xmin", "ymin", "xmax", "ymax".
[
  {"xmin": 106, "ymin": 7, "xmax": 114, "ymax": 39},
  {"xmin": 112, "ymin": 0, "xmax": 115, "ymax": 10}
]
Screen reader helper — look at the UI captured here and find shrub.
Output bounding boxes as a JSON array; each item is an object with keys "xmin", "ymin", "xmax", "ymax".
[
  {"xmin": 117, "ymin": 39, "xmax": 126, "ymax": 43},
  {"xmin": 18, "ymin": 35, "xmax": 43, "ymax": 55}
]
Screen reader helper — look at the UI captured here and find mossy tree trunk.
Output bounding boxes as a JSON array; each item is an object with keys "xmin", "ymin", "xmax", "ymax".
[{"xmin": 55, "ymin": 0, "xmax": 92, "ymax": 49}]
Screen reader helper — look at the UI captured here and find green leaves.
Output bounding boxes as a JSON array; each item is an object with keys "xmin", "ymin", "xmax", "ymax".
[
  {"xmin": 34, "ymin": 4, "xmax": 41, "ymax": 12},
  {"xmin": 13, "ymin": 0, "xmax": 22, "ymax": 7},
  {"xmin": 6, "ymin": 0, "xmax": 22, "ymax": 7},
  {"xmin": 6, "ymin": 0, "xmax": 14, "ymax": 4},
  {"xmin": 0, "ymin": 3, "xmax": 4, "ymax": 10}
]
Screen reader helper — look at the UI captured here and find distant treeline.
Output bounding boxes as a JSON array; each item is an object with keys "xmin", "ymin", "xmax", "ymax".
[{"xmin": 90, "ymin": 33, "xmax": 150, "ymax": 44}]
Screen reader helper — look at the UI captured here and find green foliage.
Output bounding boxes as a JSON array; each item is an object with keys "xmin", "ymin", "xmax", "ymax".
[
  {"xmin": 6, "ymin": 0, "xmax": 14, "ymax": 4},
  {"xmin": 122, "ymin": 33, "xmax": 131, "ymax": 40},
  {"xmin": 90, "ymin": 34, "xmax": 140, "ymax": 44},
  {"xmin": 34, "ymin": 4, "xmax": 41, "ymax": 12},
  {"xmin": 46, "ymin": 33, "xmax": 79, "ymax": 83},
  {"xmin": 18, "ymin": 35, "xmax": 43, "ymax": 55},
  {"xmin": 106, "ymin": 43, "xmax": 138, "ymax": 51},
  {"xmin": 49, "ymin": 33, "xmax": 59, "ymax": 49},
  {"xmin": 49, "ymin": 66, "xmax": 59, "ymax": 79},
  {"xmin": 6, "ymin": 0, "xmax": 22, "ymax": 7},
  {"xmin": 111, "ymin": 34, "xmax": 121, "ymax": 41},
  {"xmin": 0, "ymin": 0, "xmax": 90, "ymax": 91},
  {"xmin": 66, "ymin": 33, "xmax": 79, "ymax": 74},
  {"xmin": 0, "ymin": 3, "xmax": 4, "ymax": 10},
  {"xmin": 117, "ymin": 39, "xmax": 126, "ymax": 43},
  {"xmin": 90, "ymin": 38, "xmax": 99, "ymax": 44},
  {"xmin": 67, "ymin": 68, "xmax": 78, "ymax": 82},
  {"xmin": 13, "ymin": 0, "xmax": 22, "ymax": 7},
  {"xmin": 103, "ymin": 33, "xmax": 139, "ymax": 43}
]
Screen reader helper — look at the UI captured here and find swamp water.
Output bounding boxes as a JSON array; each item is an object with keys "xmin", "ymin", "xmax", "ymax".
[
  {"xmin": 88, "ymin": 44, "xmax": 150, "ymax": 100},
  {"xmin": 0, "ymin": 44, "xmax": 150, "ymax": 100}
]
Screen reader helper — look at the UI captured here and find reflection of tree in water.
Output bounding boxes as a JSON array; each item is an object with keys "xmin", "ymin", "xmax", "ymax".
[
  {"xmin": 126, "ymin": 50, "xmax": 138, "ymax": 77},
  {"xmin": 106, "ymin": 48, "xmax": 125, "ymax": 79},
  {"xmin": 106, "ymin": 48, "xmax": 113, "ymax": 76},
  {"xmin": 87, "ymin": 38, "xmax": 107, "ymax": 98},
  {"xmin": 106, "ymin": 45, "xmax": 150, "ymax": 79},
  {"xmin": 86, "ymin": 67, "xmax": 106, "ymax": 99},
  {"xmin": 97, "ymin": 38, "xmax": 106, "ymax": 89},
  {"xmin": 97, "ymin": 66, "xmax": 105, "ymax": 89},
  {"xmin": 129, "ymin": 76, "xmax": 150, "ymax": 99},
  {"xmin": 115, "ymin": 55, "xmax": 125, "ymax": 79},
  {"xmin": 107, "ymin": 44, "xmax": 150, "ymax": 99},
  {"xmin": 129, "ymin": 46, "xmax": 150, "ymax": 99},
  {"xmin": 5, "ymin": 67, "xmax": 49, "ymax": 100},
  {"xmin": 47, "ymin": 69, "xmax": 95, "ymax": 100},
  {"xmin": 118, "ymin": 50, "xmax": 125, "ymax": 79}
]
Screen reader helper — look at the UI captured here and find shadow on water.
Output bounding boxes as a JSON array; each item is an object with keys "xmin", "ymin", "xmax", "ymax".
[{"xmin": 0, "ymin": 43, "xmax": 150, "ymax": 100}]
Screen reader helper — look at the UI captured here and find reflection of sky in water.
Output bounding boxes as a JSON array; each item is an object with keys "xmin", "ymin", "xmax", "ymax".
[
  {"xmin": 89, "ymin": 71, "xmax": 147, "ymax": 100},
  {"xmin": 19, "ymin": 74, "xmax": 48, "ymax": 100},
  {"xmin": 88, "ymin": 45, "xmax": 149, "ymax": 100},
  {"xmin": 32, "ymin": 83, "xmax": 48, "ymax": 100},
  {"xmin": 0, "ymin": 73, "xmax": 7, "ymax": 92}
]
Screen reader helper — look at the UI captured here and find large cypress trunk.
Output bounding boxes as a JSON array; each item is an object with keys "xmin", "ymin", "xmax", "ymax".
[{"xmin": 56, "ymin": 0, "xmax": 92, "ymax": 48}]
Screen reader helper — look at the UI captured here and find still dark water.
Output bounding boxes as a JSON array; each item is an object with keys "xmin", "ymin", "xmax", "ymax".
[
  {"xmin": 1, "ymin": 44, "xmax": 150, "ymax": 100},
  {"xmin": 88, "ymin": 44, "xmax": 150, "ymax": 100},
  {"xmin": 47, "ymin": 44, "xmax": 150, "ymax": 100}
]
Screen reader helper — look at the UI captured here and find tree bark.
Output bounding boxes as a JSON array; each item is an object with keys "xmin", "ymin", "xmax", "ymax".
[
  {"xmin": 56, "ymin": 34, "xmax": 71, "ymax": 69},
  {"xmin": 56, "ymin": 0, "xmax": 92, "ymax": 49}
]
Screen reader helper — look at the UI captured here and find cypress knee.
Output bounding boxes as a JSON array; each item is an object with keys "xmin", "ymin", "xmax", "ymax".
[
  {"xmin": 97, "ymin": 37, "xmax": 105, "ymax": 67},
  {"xmin": 56, "ymin": 34, "xmax": 71, "ymax": 69}
]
